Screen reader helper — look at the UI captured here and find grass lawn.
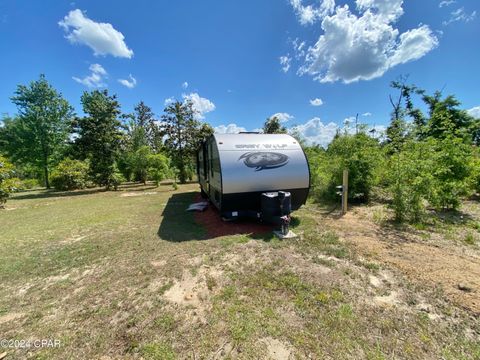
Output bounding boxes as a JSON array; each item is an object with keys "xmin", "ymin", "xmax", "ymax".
[{"xmin": 0, "ymin": 183, "xmax": 479, "ymax": 359}]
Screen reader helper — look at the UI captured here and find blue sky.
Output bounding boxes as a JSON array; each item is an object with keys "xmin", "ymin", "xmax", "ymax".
[{"xmin": 0, "ymin": 0, "xmax": 478, "ymax": 146}]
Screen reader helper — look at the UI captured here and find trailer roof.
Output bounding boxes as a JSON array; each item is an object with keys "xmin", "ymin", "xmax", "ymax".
[{"xmin": 213, "ymin": 133, "xmax": 301, "ymax": 151}]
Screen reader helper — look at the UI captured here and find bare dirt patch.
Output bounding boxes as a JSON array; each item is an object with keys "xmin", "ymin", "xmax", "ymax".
[
  {"xmin": 261, "ymin": 337, "xmax": 292, "ymax": 360},
  {"xmin": 163, "ymin": 263, "xmax": 224, "ymax": 322},
  {"xmin": 0, "ymin": 313, "xmax": 25, "ymax": 325},
  {"xmin": 324, "ymin": 210, "xmax": 480, "ymax": 314},
  {"xmin": 120, "ymin": 192, "xmax": 158, "ymax": 197}
]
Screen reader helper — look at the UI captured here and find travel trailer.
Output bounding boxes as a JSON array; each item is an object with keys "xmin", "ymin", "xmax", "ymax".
[{"xmin": 196, "ymin": 133, "xmax": 310, "ymax": 221}]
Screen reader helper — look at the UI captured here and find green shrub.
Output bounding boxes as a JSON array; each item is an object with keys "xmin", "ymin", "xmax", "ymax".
[
  {"xmin": 108, "ymin": 164, "xmax": 126, "ymax": 191},
  {"xmin": 148, "ymin": 153, "xmax": 172, "ymax": 186},
  {"xmin": 388, "ymin": 141, "xmax": 432, "ymax": 222},
  {"xmin": 388, "ymin": 136, "xmax": 472, "ymax": 222},
  {"xmin": 20, "ymin": 178, "xmax": 40, "ymax": 190},
  {"xmin": 427, "ymin": 135, "xmax": 472, "ymax": 210},
  {"xmin": 306, "ymin": 133, "xmax": 384, "ymax": 203},
  {"xmin": 0, "ymin": 155, "xmax": 21, "ymax": 206},
  {"xmin": 50, "ymin": 159, "xmax": 90, "ymax": 191}
]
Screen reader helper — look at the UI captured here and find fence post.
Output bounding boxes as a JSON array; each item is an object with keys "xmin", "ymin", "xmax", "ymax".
[{"xmin": 342, "ymin": 169, "xmax": 348, "ymax": 215}]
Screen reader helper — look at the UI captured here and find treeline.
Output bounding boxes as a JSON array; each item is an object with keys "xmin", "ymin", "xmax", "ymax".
[
  {"xmin": 307, "ymin": 78, "xmax": 480, "ymax": 222},
  {"xmin": 0, "ymin": 75, "xmax": 213, "ymax": 205},
  {"xmin": 2, "ymin": 75, "xmax": 480, "ymax": 224}
]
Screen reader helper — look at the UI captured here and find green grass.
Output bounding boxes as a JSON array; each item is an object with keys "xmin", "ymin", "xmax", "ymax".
[{"xmin": 0, "ymin": 183, "xmax": 478, "ymax": 359}]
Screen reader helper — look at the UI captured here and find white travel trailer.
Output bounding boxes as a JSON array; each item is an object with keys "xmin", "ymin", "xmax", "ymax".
[{"xmin": 196, "ymin": 133, "xmax": 310, "ymax": 220}]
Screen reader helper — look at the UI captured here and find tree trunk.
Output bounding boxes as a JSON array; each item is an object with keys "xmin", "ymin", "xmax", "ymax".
[
  {"xmin": 44, "ymin": 164, "xmax": 50, "ymax": 189},
  {"xmin": 43, "ymin": 150, "xmax": 50, "ymax": 189}
]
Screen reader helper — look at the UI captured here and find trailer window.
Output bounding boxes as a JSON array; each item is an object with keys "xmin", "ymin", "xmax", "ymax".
[
  {"xmin": 202, "ymin": 144, "xmax": 207, "ymax": 178},
  {"xmin": 209, "ymin": 143, "xmax": 214, "ymax": 177},
  {"xmin": 212, "ymin": 156, "xmax": 220, "ymax": 174}
]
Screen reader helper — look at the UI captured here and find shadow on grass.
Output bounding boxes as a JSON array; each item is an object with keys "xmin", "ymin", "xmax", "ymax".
[
  {"xmin": 11, "ymin": 188, "xmax": 105, "ymax": 201},
  {"xmin": 157, "ymin": 192, "xmax": 206, "ymax": 242},
  {"xmin": 158, "ymin": 191, "xmax": 284, "ymax": 242}
]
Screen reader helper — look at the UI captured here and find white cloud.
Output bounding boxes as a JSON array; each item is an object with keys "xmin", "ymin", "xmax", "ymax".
[
  {"xmin": 270, "ymin": 112, "xmax": 294, "ymax": 122},
  {"xmin": 296, "ymin": 2, "xmax": 438, "ymax": 83},
  {"xmin": 118, "ymin": 74, "xmax": 137, "ymax": 88},
  {"xmin": 362, "ymin": 112, "xmax": 372, "ymax": 116},
  {"xmin": 164, "ymin": 97, "xmax": 175, "ymax": 106},
  {"xmin": 293, "ymin": 116, "xmax": 386, "ymax": 147},
  {"xmin": 292, "ymin": 117, "xmax": 339, "ymax": 147},
  {"xmin": 310, "ymin": 98, "xmax": 324, "ymax": 106},
  {"xmin": 439, "ymin": 0, "xmax": 456, "ymax": 8},
  {"xmin": 182, "ymin": 92, "xmax": 216, "ymax": 120},
  {"xmin": 214, "ymin": 123, "xmax": 247, "ymax": 134},
  {"xmin": 356, "ymin": 0, "xmax": 404, "ymax": 21},
  {"xmin": 289, "ymin": 0, "xmax": 335, "ymax": 25},
  {"xmin": 59, "ymin": 9, "xmax": 133, "ymax": 58},
  {"xmin": 72, "ymin": 63, "xmax": 107, "ymax": 88},
  {"xmin": 292, "ymin": 38, "xmax": 307, "ymax": 59},
  {"xmin": 279, "ymin": 55, "xmax": 291, "ymax": 73},
  {"xmin": 467, "ymin": 106, "xmax": 480, "ymax": 119},
  {"xmin": 182, "ymin": 81, "xmax": 189, "ymax": 89},
  {"xmin": 443, "ymin": 7, "xmax": 476, "ymax": 25},
  {"xmin": 389, "ymin": 25, "xmax": 440, "ymax": 67}
]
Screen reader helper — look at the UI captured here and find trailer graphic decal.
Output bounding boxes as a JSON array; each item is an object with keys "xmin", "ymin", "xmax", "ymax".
[{"xmin": 239, "ymin": 152, "xmax": 289, "ymax": 171}]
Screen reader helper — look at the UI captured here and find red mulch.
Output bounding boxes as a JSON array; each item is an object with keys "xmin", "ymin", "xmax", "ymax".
[{"xmin": 192, "ymin": 193, "xmax": 274, "ymax": 238}]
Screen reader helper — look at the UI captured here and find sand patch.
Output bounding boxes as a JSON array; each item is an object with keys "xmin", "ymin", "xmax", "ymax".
[
  {"xmin": 59, "ymin": 234, "xmax": 91, "ymax": 245},
  {"xmin": 374, "ymin": 291, "xmax": 401, "ymax": 307},
  {"xmin": 163, "ymin": 265, "xmax": 224, "ymax": 320},
  {"xmin": 150, "ymin": 260, "xmax": 167, "ymax": 268},
  {"xmin": 369, "ymin": 275, "xmax": 382, "ymax": 287},
  {"xmin": 120, "ymin": 192, "xmax": 157, "ymax": 197},
  {"xmin": 261, "ymin": 337, "xmax": 292, "ymax": 360},
  {"xmin": 0, "ymin": 312, "xmax": 25, "ymax": 325}
]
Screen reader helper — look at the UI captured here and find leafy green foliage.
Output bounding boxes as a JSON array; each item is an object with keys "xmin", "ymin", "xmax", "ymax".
[
  {"xmin": 388, "ymin": 141, "xmax": 433, "ymax": 222},
  {"xmin": 160, "ymin": 100, "xmax": 213, "ymax": 183},
  {"xmin": 147, "ymin": 153, "xmax": 171, "ymax": 186},
  {"xmin": 427, "ymin": 135, "xmax": 472, "ymax": 210},
  {"xmin": 19, "ymin": 178, "xmax": 40, "ymax": 190},
  {"xmin": 131, "ymin": 101, "xmax": 162, "ymax": 152},
  {"xmin": 109, "ymin": 164, "xmax": 126, "ymax": 191},
  {"xmin": 131, "ymin": 146, "xmax": 151, "ymax": 184},
  {"xmin": 263, "ymin": 116, "xmax": 287, "ymax": 134},
  {"xmin": 73, "ymin": 90, "xmax": 123, "ymax": 189},
  {"xmin": 50, "ymin": 158, "xmax": 90, "ymax": 191},
  {"xmin": 310, "ymin": 132, "xmax": 383, "ymax": 202},
  {"xmin": 0, "ymin": 155, "xmax": 21, "ymax": 206},
  {"xmin": 1, "ymin": 75, "xmax": 74, "ymax": 188},
  {"xmin": 388, "ymin": 135, "xmax": 472, "ymax": 222}
]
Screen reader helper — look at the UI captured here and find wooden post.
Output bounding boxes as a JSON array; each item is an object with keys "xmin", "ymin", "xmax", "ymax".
[{"xmin": 342, "ymin": 169, "xmax": 348, "ymax": 215}]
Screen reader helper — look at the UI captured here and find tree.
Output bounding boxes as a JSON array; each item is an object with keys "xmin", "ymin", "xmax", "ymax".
[
  {"xmin": 385, "ymin": 77, "xmax": 424, "ymax": 150},
  {"xmin": 124, "ymin": 101, "xmax": 162, "ymax": 153},
  {"xmin": 120, "ymin": 101, "xmax": 165, "ymax": 182},
  {"xmin": 147, "ymin": 153, "xmax": 171, "ymax": 186},
  {"xmin": 3, "ymin": 75, "xmax": 74, "ymax": 188},
  {"xmin": 131, "ymin": 146, "xmax": 151, "ymax": 184},
  {"xmin": 422, "ymin": 92, "xmax": 476, "ymax": 141},
  {"xmin": 263, "ymin": 116, "xmax": 287, "ymax": 134},
  {"xmin": 160, "ymin": 100, "xmax": 213, "ymax": 183},
  {"xmin": 134, "ymin": 101, "xmax": 163, "ymax": 152},
  {"xmin": 73, "ymin": 90, "xmax": 123, "ymax": 189},
  {"xmin": 388, "ymin": 140, "xmax": 434, "ymax": 222},
  {"xmin": 327, "ymin": 132, "xmax": 384, "ymax": 202}
]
